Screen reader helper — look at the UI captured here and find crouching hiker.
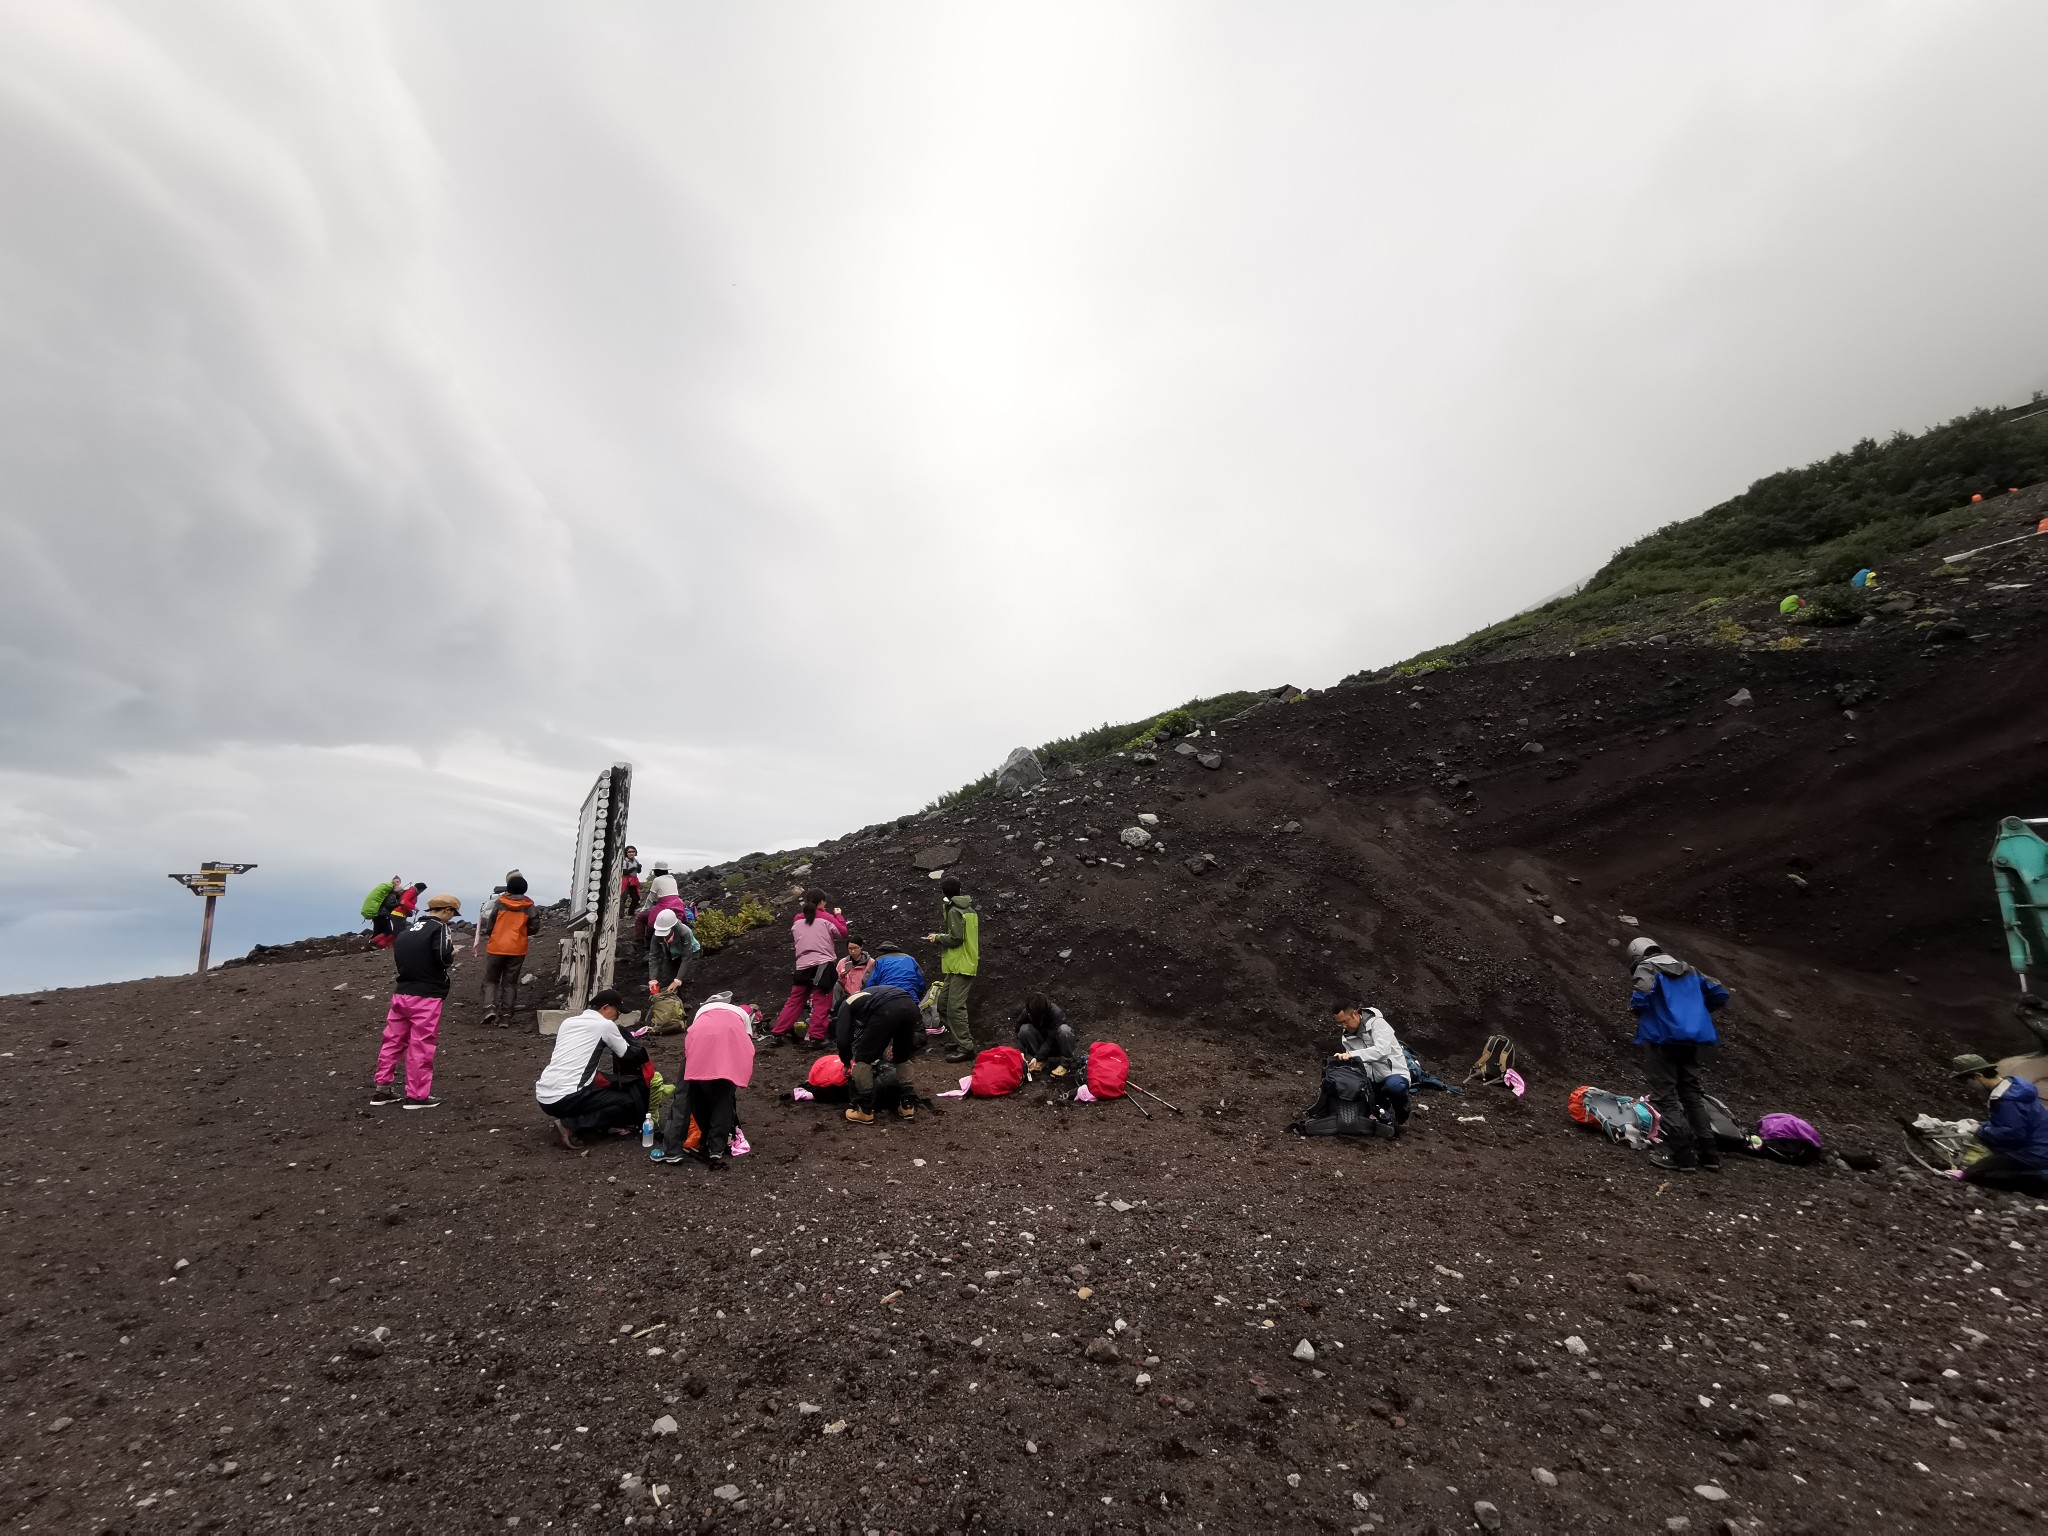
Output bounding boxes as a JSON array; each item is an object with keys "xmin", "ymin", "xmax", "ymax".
[
  {"xmin": 1017, "ymin": 994, "xmax": 1079, "ymax": 1074},
  {"xmin": 834, "ymin": 986, "xmax": 922, "ymax": 1125},
  {"xmin": 370, "ymin": 892, "xmax": 462, "ymax": 1109},
  {"xmin": 1331, "ymin": 1003, "xmax": 1411, "ymax": 1133},
  {"xmin": 1950, "ymin": 1054, "xmax": 2048, "ymax": 1193},
  {"xmin": 662, "ymin": 997, "xmax": 756, "ymax": 1170},
  {"xmin": 534, "ymin": 989, "xmax": 649, "ymax": 1149},
  {"xmin": 1626, "ymin": 935, "xmax": 1731, "ymax": 1172}
]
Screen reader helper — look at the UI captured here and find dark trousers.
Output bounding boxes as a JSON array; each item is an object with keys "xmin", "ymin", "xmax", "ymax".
[
  {"xmin": 540, "ymin": 1078, "xmax": 647, "ymax": 1135},
  {"xmin": 686, "ymin": 1079, "xmax": 739, "ymax": 1158},
  {"xmin": 1017, "ymin": 1020, "xmax": 1078, "ymax": 1063},
  {"xmin": 484, "ymin": 952, "xmax": 526, "ymax": 1018},
  {"xmin": 1965, "ymin": 1151, "xmax": 2048, "ymax": 1194},
  {"xmin": 1643, "ymin": 1042, "xmax": 1716, "ymax": 1159}
]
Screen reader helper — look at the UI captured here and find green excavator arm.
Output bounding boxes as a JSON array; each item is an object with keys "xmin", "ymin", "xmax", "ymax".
[{"xmin": 1992, "ymin": 815, "xmax": 2048, "ymax": 992}]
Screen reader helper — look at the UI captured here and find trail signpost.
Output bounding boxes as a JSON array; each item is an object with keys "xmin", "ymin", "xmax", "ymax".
[
  {"xmin": 167, "ymin": 862, "xmax": 258, "ymax": 974},
  {"xmin": 552, "ymin": 763, "xmax": 632, "ymax": 1028}
]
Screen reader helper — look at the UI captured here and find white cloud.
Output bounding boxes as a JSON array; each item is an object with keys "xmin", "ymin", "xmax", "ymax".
[{"xmin": 4, "ymin": 0, "xmax": 2045, "ymax": 988}]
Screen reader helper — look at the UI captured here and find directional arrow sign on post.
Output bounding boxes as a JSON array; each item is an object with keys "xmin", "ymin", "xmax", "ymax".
[{"xmin": 168, "ymin": 863, "xmax": 259, "ymax": 974}]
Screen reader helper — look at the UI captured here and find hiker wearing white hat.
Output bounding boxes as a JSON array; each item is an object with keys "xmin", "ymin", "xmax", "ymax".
[{"xmin": 647, "ymin": 905, "xmax": 701, "ymax": 996}]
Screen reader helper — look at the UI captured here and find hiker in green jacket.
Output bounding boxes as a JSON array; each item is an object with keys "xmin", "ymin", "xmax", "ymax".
[{"xmin": 925, "ymin": 875, "xmax": 980, "ymax": 1062}]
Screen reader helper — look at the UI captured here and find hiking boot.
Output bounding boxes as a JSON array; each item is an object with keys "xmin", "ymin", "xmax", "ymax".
[
  {"xmin": 402, "ymin": 1094, "xmax": 441, "ymax": 1111},
  {"xmin": 1696, "ymin": 1152, "xmax": 1724, "ymax": 1173},
  {"xmin": 1647, "ymin": 1149, "xmax": 1698, "ymax": 1172},
  {"xmin": 369, "ymin": 1083, "xmax": 402, "ymax": 1107},
  {"xmin": 761, "ymin": 1032, "xmax": 788, "ymax": 1050},
  {"xmin": 944, "ymin": 1047, "xmax": 974, "ymax": 1064},
  {"xmin": 706, "ymin": 1152, "xmax": 728, "ymax": 1172},
  {"xmin": 895, "ymin": 1103, "xmax": 918, "ymax": 1121},
  {"xmin": 844, "ymin": 1106, "xmax": 875, "ymax": 1125},
  {"xmin": 480, "ymin": 1010, "xmax": 498, "ymax": 1027}
]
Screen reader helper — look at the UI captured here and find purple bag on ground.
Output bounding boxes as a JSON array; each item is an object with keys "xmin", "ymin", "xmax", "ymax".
[{"xmin": 1755, "ymin": 1112, "xmax": 1823, "ymax": 1163}]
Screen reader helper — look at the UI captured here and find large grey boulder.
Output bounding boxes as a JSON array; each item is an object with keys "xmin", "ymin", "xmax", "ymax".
[{"xmin": 996, "ymin": 747, "xmax": 1045, "ymax": 794}]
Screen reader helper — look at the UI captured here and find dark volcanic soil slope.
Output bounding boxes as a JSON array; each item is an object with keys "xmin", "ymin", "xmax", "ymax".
[
  {"xmin": 3, "ymin": 957, "xmax": 2046, "ymax": 1534},
  {"xmin": 12, "ymin": 505, "xmax": 2048, "ymax": 1532}
]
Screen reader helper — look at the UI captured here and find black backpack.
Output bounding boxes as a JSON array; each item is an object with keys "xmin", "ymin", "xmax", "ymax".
[{"xmin": 1290, "ymin": 1060, "xmax": 1384, "ymax": 1138}]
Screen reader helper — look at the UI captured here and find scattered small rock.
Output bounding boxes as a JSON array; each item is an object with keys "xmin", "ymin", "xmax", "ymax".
[
  {"xmin": 1292, "ymin": 1339, "xmax": 1316, "ymax": 1363},
  {"xmin": 1562, "ymin": 1335, "xmax": 1589, "ymax": 1358},
  {"xmin": 712, "ymin": 1484, "xmax": 740, "ymax": 1502},
  {"xmin": 1085, "ymin": 1338, "xmax": 1121, "ymax": 1364},
  {"xmin": 1473, "ymin": 1500, "xmax": 1503, "ymax": 1531},
  {"xmin": 1693, "ymin": 1484, "xmax": 1730, "ymax": 1502},
  {"xmin": 650, "ymin": 1414, "xmax": 679, "ymax": 1437},
  {"xmin": 822, "ymin": 1419, "xmax": 848, "ymax": 1435},
  {"xmin": 1533, "ymin": 1467, "xmax": 1558, "ymax": 1486},
  {"xmin": 43, "ymin": 1416, "xmax": 73, "ymax": 1435}
]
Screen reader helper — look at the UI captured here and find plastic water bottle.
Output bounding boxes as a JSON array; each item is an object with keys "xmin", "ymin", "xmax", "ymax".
[{"xmin": 640, "ymin": 1114, "xmax": 654, "ymax": 1150}]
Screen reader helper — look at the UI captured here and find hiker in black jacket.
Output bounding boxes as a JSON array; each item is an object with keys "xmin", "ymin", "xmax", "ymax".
[
  {"xmin": 1015, "ymin": 993, "xmax": 1079, "ymax": 1074},
  {"xmin": 370, "ymin": 892, "xmax": 460, "ymax": 1110},
  {"xmin": 833, "ymin": 986, "xmax": 922, "ymax": 1125}
]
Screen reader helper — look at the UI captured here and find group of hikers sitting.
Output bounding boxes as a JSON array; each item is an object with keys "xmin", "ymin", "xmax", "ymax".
[{"xmin": 527, "ymin": 981, "xmax": 1086, "ymax": 1160}]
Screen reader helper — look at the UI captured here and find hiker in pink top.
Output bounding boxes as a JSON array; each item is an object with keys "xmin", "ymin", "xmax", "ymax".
[
  {"xmin": 680, "ymin": 998, "xmax": 756, "ymax": 1170},
  {"xmin": 765, "ymin": 888, "xmax": 847, "ymax": 1049}
]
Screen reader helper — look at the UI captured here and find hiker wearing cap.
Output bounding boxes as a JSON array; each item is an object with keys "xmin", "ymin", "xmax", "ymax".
[
  {"xmin": 1331, "ymin": 1003, "xmax": 1411, "ymax": 1133},
  {"xmin": 480, "ymin": 873, "xmax": 539, "ymax": 1027},
  {"xmin": 1626, "ymin": 936, "xmax": 1731, "ymax": 1172},
  {"xmin": 370, "ymin": 892, "xmax": 462, "ymax": 1109},
  {"xmin": 926, "ymin": 876, "xmax": 980, "ymax": 1063},
  {"xmin": 535, "ymin": 989, "xmax": 650, "ymax": 1149},
  {"xmin": 1951, "ymin": 1055, "xmax": 2048, "ymax": 1192},
  {"xmin": 646, "ymin": 907, "xmax": 701, "ymax": 994},
  {"xmin": 764, "ymin": 889, "xmax": 848, "ymax": 1050}
]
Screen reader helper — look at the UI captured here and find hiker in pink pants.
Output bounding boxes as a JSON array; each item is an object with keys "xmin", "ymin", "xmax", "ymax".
[
  {"xmin": 370, "ymin": 892, "xmax": 460, "ymax": 1109},
  {"xmin": 765, "ymin": 889, "xmax": 847, "ymax": 1049}
]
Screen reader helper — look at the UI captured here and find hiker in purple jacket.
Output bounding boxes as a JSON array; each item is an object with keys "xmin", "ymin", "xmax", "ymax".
[
  {"xmin": 764, "ymin": 888, "xmax": 848, "ymax": 1050},
  {"xmin": 1627, "ymin": 935, "xmax": 1731, "ymax": 1172}
]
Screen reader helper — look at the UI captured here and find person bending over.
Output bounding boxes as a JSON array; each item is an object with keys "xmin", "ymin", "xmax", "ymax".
[
  {"xmin": 1016, "ymin": 994, "xmax": 1079, "ymax": 1074},
  {"xmin": 1626, "ymin": 936, "xmax": 1731, "ymax": 1173},
  {"xmin": 534, "ymin": 989, "xmax": 649, "ymax": 1149},
  {"xmin": 677, "ymin": 997, "xmax": 756, "ymax": 1171},
  {"xmin": 1951, "ymin": 1054, "xmax": 2048, "ymax": 1193},
  {"xmin": 1331, "ymin": 1003, "xmax": 1411, "ymax": 1132},
  {"xmin": 834, "ymin": 986, "xmax": 922, "ymax": 1125}
]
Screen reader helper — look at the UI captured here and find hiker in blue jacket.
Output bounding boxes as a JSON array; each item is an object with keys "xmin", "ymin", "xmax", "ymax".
[
  {"xmin": 1627, "ymin": 936, "xmax": 1731, "ymax": 1172},
  {"xmin": 1952, "ymin": 1054, "xmax": 2048, "ymax": 1192},
  {"xmin": 864, "ymin": 942, "xmax": 926, "ymax": 1000}
]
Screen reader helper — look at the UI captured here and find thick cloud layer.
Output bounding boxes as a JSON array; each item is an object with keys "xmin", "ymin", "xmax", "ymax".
[{"xmin": 4, "ymin": 1, "xmax": 2046, "ymax": 989}]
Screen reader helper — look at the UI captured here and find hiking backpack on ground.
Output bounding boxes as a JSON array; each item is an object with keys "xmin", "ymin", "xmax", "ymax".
[
  {"xmin": 1084, "ymin": 1042, "xmax": 1130, "ymax": 1099},
  {"xmin": 1291, "ymin": 1059, "xmax": 1388, "ymax": 1138},
  {"xmin": 1568, "ymin": 1084, "xmax": 1660, "ymax": 1149}
]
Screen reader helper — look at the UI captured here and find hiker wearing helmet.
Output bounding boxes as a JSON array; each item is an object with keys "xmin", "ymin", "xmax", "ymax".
[
  {"xmin": 764, "ymin": 889, "xmax": 848, "ymax": 1050},
  {"xmin": 646, "ymin": 906, "xmax": 701, "ymax": 995},
  {"xmin": 1949, "ymin": 1054, "xmax": 2048, "ymax": 1193},
  {"xmin": 370, "ymin": 892, "xmax": 462, "ymax": 1109},
  {"xmin": 1626, "ymin": 936, "xmax": 1731, "ymax": 1172}
]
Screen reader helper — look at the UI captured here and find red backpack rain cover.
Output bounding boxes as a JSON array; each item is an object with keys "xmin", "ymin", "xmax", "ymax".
[
  {"xmin": 969, "ymin": 1047, "xmax": 1025, "ymax": 1097},
  {"xmin": 807, "ymin": 1054, "xmax": 848, "ymax": 1089},
  {"xmin": 1086, "ymin": 1042, "xmax": 1130, "ymax": 1099}
]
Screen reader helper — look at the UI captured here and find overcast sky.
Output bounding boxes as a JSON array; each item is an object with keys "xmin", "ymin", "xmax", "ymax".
[{"xmin": 3, "ymin": 0, "xmax": 2046, "ymax": 991}]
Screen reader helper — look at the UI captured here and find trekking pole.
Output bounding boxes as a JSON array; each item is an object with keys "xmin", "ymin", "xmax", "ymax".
[
  {"xmin": 1128, "ymin": 1094, "xmax": 1152, "ymax": 1121},
  {"xmin": 1130, "ymin": 1082, "xmax": 1182, "ymax": 1115}
]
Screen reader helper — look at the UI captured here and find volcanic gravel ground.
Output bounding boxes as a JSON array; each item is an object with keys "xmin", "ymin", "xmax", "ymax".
[{"xmin": 4, "ymin": 952, "xmax": 2048, "ymax": 1534}]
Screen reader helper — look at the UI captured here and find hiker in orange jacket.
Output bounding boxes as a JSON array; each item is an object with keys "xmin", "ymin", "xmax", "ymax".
[{"xmin": 481, "ymin": 873, "xmax": 539, "ymax": 1027}]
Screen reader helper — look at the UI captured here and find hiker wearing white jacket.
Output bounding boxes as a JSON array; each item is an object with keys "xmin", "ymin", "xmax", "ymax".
[{"xmin": 1331, "ymin": 1003, "xmax": 1413, "ymax": 1128}]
